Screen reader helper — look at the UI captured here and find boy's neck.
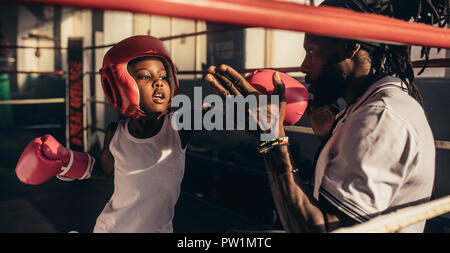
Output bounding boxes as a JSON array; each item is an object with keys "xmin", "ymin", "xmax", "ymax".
[{"xmin": 128, "ymin": 115, "xmax": 165, "ymax": 139}]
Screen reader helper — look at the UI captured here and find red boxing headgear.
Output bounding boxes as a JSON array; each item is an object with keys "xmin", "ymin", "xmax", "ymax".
[
  {"xmin": 245, "ymin": 69, "xmax": 308, "ymax": 125},
  {"xmin": 100, "ymin": 35, "xmax": 178, "ymax": 119}
]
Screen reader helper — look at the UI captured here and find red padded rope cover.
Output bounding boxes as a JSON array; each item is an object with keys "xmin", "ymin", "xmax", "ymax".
[{"xmin": 16, "ymin": 0, "xmax": 450, "ymax": 49}]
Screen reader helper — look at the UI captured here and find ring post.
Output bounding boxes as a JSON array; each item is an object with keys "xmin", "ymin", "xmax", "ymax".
[{"xmin": 67, "ymin": 38, "xmax": 85, "ymax": 152}]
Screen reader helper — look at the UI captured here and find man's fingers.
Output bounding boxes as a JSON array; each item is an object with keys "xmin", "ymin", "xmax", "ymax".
[
  {"xmin": 214, "ymin": 73, "xmax": 242, "ymax": 95},
  {"xmin": 206, "ymin": 65, "xmax": 241, "ymax": 95},
  {"xmin": 205, "ymin": 73, "xmax": 231, "ymax": 97},
  {"xmin": 207, "ymin": 65, "xmax": 217, "ymax": 75},
  {"xmin": 219, "ymin": 64, "xmax": 258, "ymax": 95}
]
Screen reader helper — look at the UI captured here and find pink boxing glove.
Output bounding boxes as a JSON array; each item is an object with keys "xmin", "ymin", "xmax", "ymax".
[
  {"xmin": 245, "ymin": 69, "xmax": 309, "ymax": 125},
  {"xmin": 15, "ymin": 134, "xmax": 95, "ymax": 185}
]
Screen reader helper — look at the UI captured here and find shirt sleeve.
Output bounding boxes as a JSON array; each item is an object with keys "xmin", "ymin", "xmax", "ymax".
[{"xmin": 319, "ymin": 105, "xmax": 419, "ymax": 223}]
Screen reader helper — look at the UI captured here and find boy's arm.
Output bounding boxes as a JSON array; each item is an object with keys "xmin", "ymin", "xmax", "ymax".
[{"xmin": 90, "ymin": 122, "xmax": 117, "ymax": 178}]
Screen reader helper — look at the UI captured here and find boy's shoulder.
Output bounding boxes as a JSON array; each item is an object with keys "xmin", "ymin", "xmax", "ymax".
[
  {"xmin": 106, "ymin": 121, "xmax": 120, "ymax": 138},
  {"xmin": 107, "ymin": 121, "xmax": 120, "ymax": 130}
]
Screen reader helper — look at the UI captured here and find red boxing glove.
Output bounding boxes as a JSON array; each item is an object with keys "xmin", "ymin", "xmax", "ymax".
[
  {"xmin": 245, "ymin": 69, "xmax": 309, "ymax": 125},
  {"xmin": 15, "ymin": 134, "xmax": 95, "ymax": 185}
]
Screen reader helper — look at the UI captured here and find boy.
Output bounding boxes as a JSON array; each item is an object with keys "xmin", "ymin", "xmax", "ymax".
[{"xmin": 15, "ymin": 35, "xmax": 194, "ymax": 232}]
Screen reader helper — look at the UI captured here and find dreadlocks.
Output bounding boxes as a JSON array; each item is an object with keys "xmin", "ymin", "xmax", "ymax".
[{"xmin": 321, "ymin": 0, "xmax": 449, "ymax": 108}]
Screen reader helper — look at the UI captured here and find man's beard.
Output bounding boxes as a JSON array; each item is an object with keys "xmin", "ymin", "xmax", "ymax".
[{"xmin": 306, "ymin": 62, "xmax": 348, "ymax": 107}]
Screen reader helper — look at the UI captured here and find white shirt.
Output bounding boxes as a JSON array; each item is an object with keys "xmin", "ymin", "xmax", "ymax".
[
  {"xmin": 93, "ymin": 113, "xmax": 186, "ymax": 233},
  {"xmin": 313, "ymin": 76, "xmax": 435, "ymax": 232}
]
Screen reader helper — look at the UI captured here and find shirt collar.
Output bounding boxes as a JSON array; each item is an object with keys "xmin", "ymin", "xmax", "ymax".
[{"xmin": 347, "ymin": 76, "xmax": 404, "ymax": 114}]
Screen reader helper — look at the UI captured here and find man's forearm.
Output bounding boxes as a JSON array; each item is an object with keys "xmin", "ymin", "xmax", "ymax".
[{"xmin": 262, "ymin": 138, "xmax": 327, "ymax": 232}]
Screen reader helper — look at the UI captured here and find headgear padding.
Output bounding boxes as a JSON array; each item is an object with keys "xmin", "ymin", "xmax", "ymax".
[{"xmin": 100, "ymin": 35, "xmax": 178, "ymax": 119}]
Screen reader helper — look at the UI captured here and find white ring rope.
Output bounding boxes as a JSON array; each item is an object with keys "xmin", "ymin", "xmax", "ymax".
[
  {"xmin": 0, "ymin": 98, "xmax": 65, "ymax": 105},
  {"xmin": 332, "ymin": 195, "xmax": 450, "ymax": 233}
]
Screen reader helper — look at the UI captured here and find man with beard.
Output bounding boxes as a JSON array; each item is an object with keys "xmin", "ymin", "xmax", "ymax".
[{"xmin": 204, "ymin": 0, "xmax": 447, "ymax": 232}]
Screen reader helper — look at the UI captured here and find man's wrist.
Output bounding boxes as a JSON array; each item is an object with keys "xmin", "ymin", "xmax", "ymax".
[{"xmin": 258, "ymin": 136, "xmax": 289, "ymax": 154}]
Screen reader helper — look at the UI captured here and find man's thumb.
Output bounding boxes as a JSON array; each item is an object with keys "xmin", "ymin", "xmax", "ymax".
[
  {"xmin": 272, "ymin": 72, "xmax": 286, "ymax": 100},
  {"xmin": 273, "ymin": 71, "xmax": 282, "ymax": 85}
]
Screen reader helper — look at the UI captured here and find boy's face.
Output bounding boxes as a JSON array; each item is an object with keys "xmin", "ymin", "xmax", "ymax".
[{"xmin": 127, "ymin": 56, "xmax": 171, "ymax": 116}]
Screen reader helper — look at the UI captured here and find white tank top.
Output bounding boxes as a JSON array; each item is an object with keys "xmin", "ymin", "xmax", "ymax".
[{"xmin": 93, "ymin": 113, "xmax": 186, "ymax": 233}]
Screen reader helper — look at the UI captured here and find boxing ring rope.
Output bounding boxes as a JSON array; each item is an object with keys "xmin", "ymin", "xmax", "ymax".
[
  {"xmin": 3, "ymin": 45, "xmax": 67, "ymax": 50},
  {"xmin": 82, "ymin": 58, "xmax": 450, "ymax": 77},
  {"xmin": 0, "ymin": 98, "xmax": 65, "ymax": 105},
  {"xmin": 178, "ymin": 58, "xmax": 450, "ymax": 74},
  {"xmin": 284, "ymin": 126, "xmax": 314, "ymax": 135},
  {"xmin": 83, "ymin": 26, "xmax": 247, "ymax": 50},
  {"xmin": 333, "ymin": 195, "xmax": 450, "ymax": 233},
  {"xmin": 8, "ymin": 0, "xmax": 449, "ymax": 232},
  {"xmin": 85, "ymin": 97, "xmax": 110, "ymax": 105},
  {"xmin": 16, "ymin": 0, "xmax": 450, "ymax": 49},
  {"xmin": 412, "ymin": 58, "xmax": 450, "ymax": 69},
  {"xmin": 0, "ymin": 70, "xmax": 66, "ymax": 105},
  {"xmin": 0, "ymin": 70, "xmax": 65, "ymax": 75}
]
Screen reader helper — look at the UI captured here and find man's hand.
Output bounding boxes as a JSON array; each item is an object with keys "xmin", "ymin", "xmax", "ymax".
[
  {"xmin": 204, "ymin": 64, "xmax": 286, "ymax": 140},
  {"xmin": 306, "ymin": 104, "xmax": 336, "ymax": 140}
]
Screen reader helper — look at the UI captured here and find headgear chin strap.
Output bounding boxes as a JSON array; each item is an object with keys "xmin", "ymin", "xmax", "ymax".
[{"xmin": 100, "ymin": 35, "xmax": 179, "ymax": 119}]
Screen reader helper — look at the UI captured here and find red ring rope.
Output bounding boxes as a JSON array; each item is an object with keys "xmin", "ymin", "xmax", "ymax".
[{"xmin": 15, "ymin": 0, "xmax": 450, "ymax": 49}]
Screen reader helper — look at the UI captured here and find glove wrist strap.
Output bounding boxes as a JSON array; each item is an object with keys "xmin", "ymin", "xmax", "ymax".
[
  {"xmin": 59, "ymin": 150, "xmax": 74, "ymax": 177},
  {"xmin": 57, "ymin": 151, "xmax": 95, "ymax": 181}
]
